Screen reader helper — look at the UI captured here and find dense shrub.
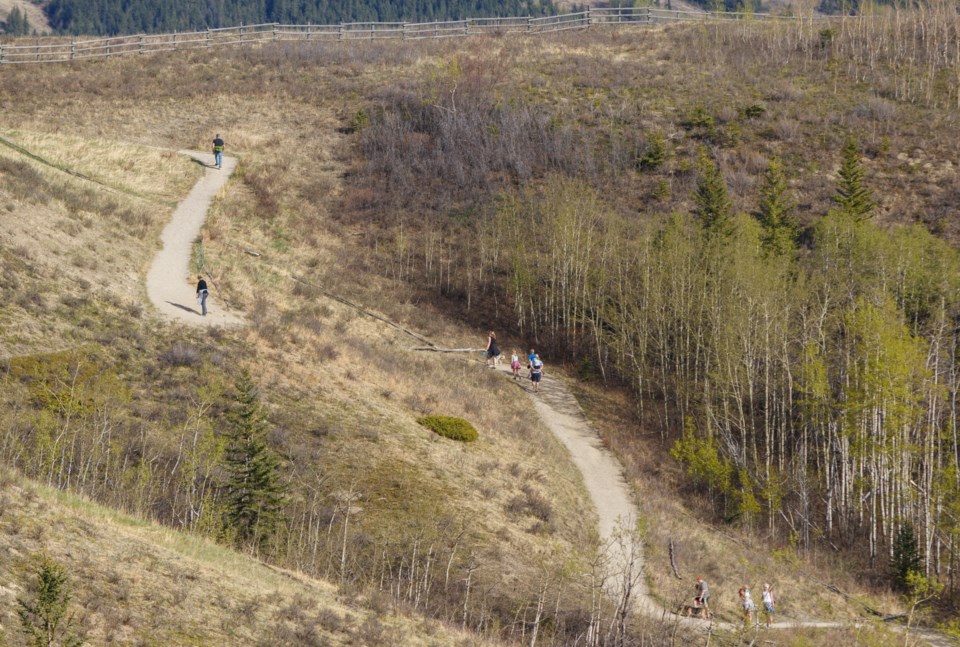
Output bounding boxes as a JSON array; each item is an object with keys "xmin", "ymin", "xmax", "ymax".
[{"xmin": 416, "ymin": 415, "xmax": 477, "ymax": 442}]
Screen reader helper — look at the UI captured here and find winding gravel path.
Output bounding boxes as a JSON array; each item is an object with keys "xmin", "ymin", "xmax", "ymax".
[
  {"xmin": 145, "ymin": 151, "xmax": 949, "ymax": 645},
  {"xmin": 145, "ymin": 150, "xmax": 244, "ymax": 327},
  {"xmin": 500, "ymin": 365, "xmax": 953, "ymax": 645}
]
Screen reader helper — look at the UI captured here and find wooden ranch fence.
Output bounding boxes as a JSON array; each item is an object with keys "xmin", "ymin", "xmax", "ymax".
[{"xmin": 0, "ymin": 7, "xmax": 838, "ymax": 65}]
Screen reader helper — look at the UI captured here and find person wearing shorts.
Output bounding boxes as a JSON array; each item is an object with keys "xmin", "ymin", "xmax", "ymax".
[{"xmin": 530, "ymin": 354, "xmax": 543, "ymax": 392}]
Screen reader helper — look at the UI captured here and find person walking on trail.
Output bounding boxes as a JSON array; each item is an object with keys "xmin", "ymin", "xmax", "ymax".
[
  {"xmin": 761, "ymin": 583, "xmax": 775, "ymax": 627},
  {"xmin": 739, "ymin": 585, "xmax": 756, "ymax": 626},
  {"xmin": 485, "ymin": 331, "xmax": 501, "ymax": 368},
  {"xmin": 196, "ymin": 275, "xmax": 209, "ymax": 316},
  {"xmin": 529, "ymin": 354, "xmax": 544, "ymax": 392},
  {"xmin": 693, "ymin": 576, "xmax": 710, "ymax": 618},
  {"xmin": 510, "ymin": 350, "xmax": 522, "ymax": 380},
  {"xmin": 212, "ymin": 134, "xmax": 225, "ymax": 169}
]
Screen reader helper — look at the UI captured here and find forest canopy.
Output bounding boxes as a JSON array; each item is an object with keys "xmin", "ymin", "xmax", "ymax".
[{"xmin": 43, "ymin": 0, "xmax": 557, "ymax": 36}]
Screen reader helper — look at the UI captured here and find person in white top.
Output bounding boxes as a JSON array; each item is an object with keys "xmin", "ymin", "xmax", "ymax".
[{"xmin": 761, "ymin": 583, "xmax": 775, "ymax": 627}]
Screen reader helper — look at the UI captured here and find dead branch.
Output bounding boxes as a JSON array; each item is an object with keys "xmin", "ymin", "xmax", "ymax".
[{"xmin": 669, "ymin": 537, "xmax": 683, "ymax": 580}]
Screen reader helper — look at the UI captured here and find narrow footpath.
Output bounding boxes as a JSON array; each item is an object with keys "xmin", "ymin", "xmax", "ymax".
[
  {"xmin": 145, "ymin": 150, "xmax": 244, "ymax": 327},
  {"xmin": 499, "ymin": 365, "xmax": 954, "ymax": 645},
  {"xmin": 144, "ymin": 153, "xmax": 951, "ymax": 646}
]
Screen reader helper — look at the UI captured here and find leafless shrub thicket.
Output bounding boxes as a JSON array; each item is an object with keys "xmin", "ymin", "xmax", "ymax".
[
  {"xmin": 359, "ymin": 82, "xmax": 608, "ymax": 207},
  {"xmin": 681, "ymin": 1, "xmax": 960, "ymax": 109}
]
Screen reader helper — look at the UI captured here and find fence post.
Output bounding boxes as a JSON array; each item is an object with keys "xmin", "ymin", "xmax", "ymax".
[
  {"xmin": 207, "ymin": 28, "xmax": 212, "ymax": 48},
  {"xmin": 527, "ymin": 17, "xmax": 532, "ymax": 33},
  {"xmin": 173, "ymin": 31, "xmax": 177, "ymax": 50},
  {"xmin": 465, "ymin": 19, "xmax": 470, "ymax": 36},
  {"xmin": 0, "ymin": 45, "xmax": 4, "ymax": 65},
  {"xmin": 402, "ymin": 23, "xmax": 407, "ymax": 40},
  {"xmin": 240, "ymin": 24, "xmax": 244, "ymax": 45},
  {"xmin": 139, "ymin": 34, "xmax": 145, "ymax": 54},
  {"xmin": 273, "ymin": 24, "xmax": 278, "ymax": 40},
  {"xmin": 339, "ymin": 24, "xmax": 344, "ymax": 42}
]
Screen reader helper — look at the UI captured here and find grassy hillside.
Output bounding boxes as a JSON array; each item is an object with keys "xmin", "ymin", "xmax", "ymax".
[
  {"xmin": 2, "ymin": 16, "xmax": 960, "ymax": 645},
  {"xmin": 0, "ymin": 112, "xmax": 598, "ymax": 641},
  {"xmin": 0, "ymin": 468, "xmax": 491, "ymax": 645}
]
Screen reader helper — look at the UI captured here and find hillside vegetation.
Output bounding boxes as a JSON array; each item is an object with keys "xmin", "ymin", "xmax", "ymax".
[
  {"xmin": 3, "ymin": 8, "xmax": 960, "ymax": 645},
  {"xmin": 0, "ymin": 79, "xmax": 602, "ymax": 644},
  {"xmin": 0, "ymin": 468, "xmax": 493, "ymax": 645}
]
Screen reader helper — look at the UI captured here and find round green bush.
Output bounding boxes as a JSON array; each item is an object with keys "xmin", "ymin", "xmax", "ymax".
[{"xmin": 417, "ymin": 415, "xmax": 478, "ymax": 442}]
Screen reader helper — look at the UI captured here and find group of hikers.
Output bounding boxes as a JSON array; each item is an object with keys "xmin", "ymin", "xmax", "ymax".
[
  {"xmin": 484, "ymin": 332, "xmax": 544, "ymax": 392},
  {"xmin": 688, "ymin": 577, "xmax": 776, "ymax": 627}
]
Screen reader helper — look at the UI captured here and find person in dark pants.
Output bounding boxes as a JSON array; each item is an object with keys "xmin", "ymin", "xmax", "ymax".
[
  {"xmin": 196, "ymin": 275, "xmax": 209, "ymax": 316},
  {"xmin": 212, "ymin": 134, "xmax": 224, "ymax": 169}
]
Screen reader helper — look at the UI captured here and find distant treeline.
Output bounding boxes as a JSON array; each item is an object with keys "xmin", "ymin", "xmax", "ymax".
[{"xmin": 44, "ymin": 0, "xmax": 557, "ymax": 36}]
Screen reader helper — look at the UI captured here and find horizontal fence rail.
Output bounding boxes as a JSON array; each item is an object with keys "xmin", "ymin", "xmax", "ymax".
[{"xmin": 0, "ymin": 8, "xmax": 845, "ymax": 64}]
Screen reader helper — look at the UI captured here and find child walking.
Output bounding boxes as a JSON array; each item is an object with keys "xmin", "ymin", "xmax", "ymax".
[{"xmin": 510, "ymin": 350, "xmax": 522, "ymax": 380}]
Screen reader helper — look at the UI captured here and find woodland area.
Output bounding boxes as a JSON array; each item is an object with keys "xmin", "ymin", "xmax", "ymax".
[
  {"xmin": 41, "ymin": 0, "xmax": 556, "ymax": 36},
  {"xmin": 348, "ymin": 2, "xmax": 960, "ymax": 599},
  {"xmin": 4, "ymin": 4, "xmax": 960, "ymax": 644}
]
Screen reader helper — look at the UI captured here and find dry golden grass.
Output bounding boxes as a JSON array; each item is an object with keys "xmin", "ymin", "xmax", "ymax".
[
  {"xmin": 0, "ymin": 468, "xmax": 494, "ymax": 646},
  {"xmin": 0, "ymin": 40, "xmax": 599, "ymax": 644},
  {"xmin": 3, "ymin": 25, "xmax": 958, "ymax": 644}
]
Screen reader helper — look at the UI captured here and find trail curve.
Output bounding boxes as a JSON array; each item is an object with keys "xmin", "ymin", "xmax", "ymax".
[
  {"xmin": 499, "ymin": 365, "xmax": 953, "ymax": 645},
  {"xmin": 146, "ymin": 150, "xmax": 244, "ymax": 327}
]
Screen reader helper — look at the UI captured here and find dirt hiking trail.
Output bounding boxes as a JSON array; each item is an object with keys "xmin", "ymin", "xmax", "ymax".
[
  {"xmin": 142, "ymin": 153, "xmax": 949, "ymax": 644},
  {"xmin": 146, "ymin": 150, "xmax": 244, "ymax": 327},
  {"xmin": 497, "ymin": 364, "xmax": 954, "ymax": 645}
]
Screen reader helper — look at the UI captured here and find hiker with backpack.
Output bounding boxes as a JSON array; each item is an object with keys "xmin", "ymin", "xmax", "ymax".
[
  {"xmin": 529, "ymin": 354, "xmax": 544, "ymax": 392},
  {"xmin": 212, "ymin": 134, "xmax": 224, "ymax": 169}
]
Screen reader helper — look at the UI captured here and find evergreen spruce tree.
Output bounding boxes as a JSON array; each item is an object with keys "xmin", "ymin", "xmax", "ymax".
[
  {"xmin": 833, "ymin": 136, "xmax": 876, "ymax": 221},
  {"xmin": 891, "ymin": 521, "xmax": 922, "ymax": 591},
  {"xmin": 755, "ymin": 157, "xmax": 798, "ymax": 257},
  {"xmin": 4, "ymin": 6, "xmax": 31, "ymax": 36},
  {"xmin": 17, "ymin": 554, "xmax": 83, "ymax": 647},
  {"xmin": 223, "ymin": 369, "xmax": 286, "ymax": 551},
  {"xmin": 692, "ymin": 148, "xmax": 733, "ymax": 235},
  {"xmin": 637, "ymin": 131, "xmax": 666, "ymax": 171}
]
